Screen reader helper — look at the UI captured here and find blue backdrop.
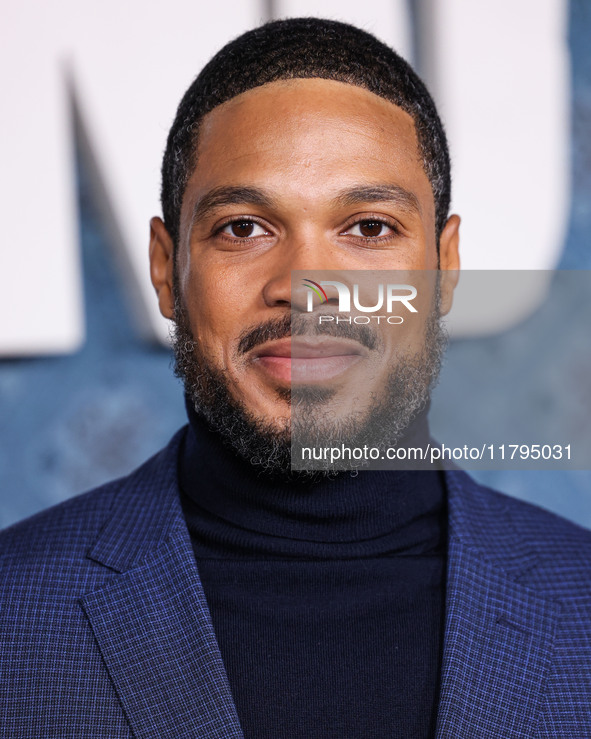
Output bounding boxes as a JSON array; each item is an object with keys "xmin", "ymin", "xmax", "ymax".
[{"xmin": 1, "ymin": 2, "xmax": 590, "ymax": 529}]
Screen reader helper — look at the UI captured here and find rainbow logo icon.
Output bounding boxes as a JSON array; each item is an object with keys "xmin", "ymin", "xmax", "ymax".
[{"xmin": 302, "ymin": 278, "xmax": 328, "ymax": 303}]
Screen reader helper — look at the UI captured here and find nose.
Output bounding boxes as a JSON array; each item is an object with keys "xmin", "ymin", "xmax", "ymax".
[{"xmin": 262, "ymin": 238, "xmax": 338, "ymax": 312}]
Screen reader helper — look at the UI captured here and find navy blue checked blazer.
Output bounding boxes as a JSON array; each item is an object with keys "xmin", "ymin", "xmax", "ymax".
[{"xmin": 2, "ymin": 426, "xmax": 591, "ymax": 738}]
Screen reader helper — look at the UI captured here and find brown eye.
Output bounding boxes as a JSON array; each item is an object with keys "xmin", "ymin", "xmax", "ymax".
[
  {"xmin": 231, "ymin": 221, "xmax": 255, "ymax": 237},
  {"xmin": 345, "ymin": 219, "xmax": 396, "ymax": 240},
  {"xmin": 358, "ymin": 220, "xmax": 385, "ymax": 237},
  {"xmin": 219, "ymin": 220, "xmax": 268, "ymax": 239}
]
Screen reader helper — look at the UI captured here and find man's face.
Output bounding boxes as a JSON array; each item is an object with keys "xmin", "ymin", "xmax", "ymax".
[{"xmin": 150, "ymin": 78, "xmax": 460, "ymax": 470}]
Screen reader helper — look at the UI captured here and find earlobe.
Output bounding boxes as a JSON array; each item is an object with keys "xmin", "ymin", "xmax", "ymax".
[
  {"xmin": 149, "ymin": 217, "xmax": 175, "ymax": 320},
  {"xmin": 438, "ymin": 214, "xmax": 461, "ymax": 315}
]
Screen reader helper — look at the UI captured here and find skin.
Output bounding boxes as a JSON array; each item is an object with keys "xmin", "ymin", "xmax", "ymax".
[{"xmin": 149, "ymin": 78, "xmax": 460, "ymax": 433}]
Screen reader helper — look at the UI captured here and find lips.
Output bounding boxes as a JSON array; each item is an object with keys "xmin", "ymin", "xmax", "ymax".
[{"xmin": 252, "ymin": 337, "xmax": 367, "ymax": 383}]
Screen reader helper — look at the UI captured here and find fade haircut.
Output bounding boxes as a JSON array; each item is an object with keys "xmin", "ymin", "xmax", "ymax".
[{"xmin": 161, "ymin": 17, "xmax": 451, "ymax": 248}]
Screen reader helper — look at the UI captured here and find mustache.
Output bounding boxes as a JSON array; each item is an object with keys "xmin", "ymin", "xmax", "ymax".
[{"xmin": 237, "ymin": 312, "xmax": 382, "ymax": 355}]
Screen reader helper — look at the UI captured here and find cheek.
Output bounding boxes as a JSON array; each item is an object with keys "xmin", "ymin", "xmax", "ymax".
[
  {"xmin": 182, "ymin": 268, "xmax": 254, "ymax": 368},
  {"xmin": 182, "ymin": 274, "xmax": 223, "ymax": 344}
]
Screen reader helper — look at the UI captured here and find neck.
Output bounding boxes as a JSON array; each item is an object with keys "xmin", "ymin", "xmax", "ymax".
[{"xmin": 179, "ymin": 400, "xmax": 446, "ymax": 560}]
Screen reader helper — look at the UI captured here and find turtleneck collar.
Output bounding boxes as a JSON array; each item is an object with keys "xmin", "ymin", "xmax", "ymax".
[{"xmin": 179, "ymin": 399, "xmax": 446, "ymax": 560}]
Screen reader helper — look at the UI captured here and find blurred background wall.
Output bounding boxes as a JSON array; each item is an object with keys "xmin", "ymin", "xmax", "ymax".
[{"xmin": 1, "ymin": 0, "xmax": 589, "ymax": 528}]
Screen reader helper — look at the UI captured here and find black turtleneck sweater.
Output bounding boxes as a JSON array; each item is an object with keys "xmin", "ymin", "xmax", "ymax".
[{"xmin": 179, "ymin": 406, "xmax": 447, "ymax": 739}]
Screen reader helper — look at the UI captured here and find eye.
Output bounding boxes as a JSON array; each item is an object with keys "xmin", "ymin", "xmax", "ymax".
[
  {"xmin": 345, "ymin": 219, "xmax": 396, "ymax": 239},
  {"xmin": 218, "ymin": 219, "xmax": 270, "ymax": 239}
]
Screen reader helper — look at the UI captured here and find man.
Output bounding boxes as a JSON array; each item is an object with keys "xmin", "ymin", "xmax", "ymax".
[{"xmin": 1, "ymin": 17, "xmax": 591, "ymax": 739}]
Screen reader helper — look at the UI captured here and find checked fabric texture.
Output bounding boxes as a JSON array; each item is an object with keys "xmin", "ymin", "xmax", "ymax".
[{"xmin": 2, "ymin": 427, "xmax": 591, "ymax": 737}]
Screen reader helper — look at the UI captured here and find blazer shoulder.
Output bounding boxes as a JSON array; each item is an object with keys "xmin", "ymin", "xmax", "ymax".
[
  {"xmin": 448, "ymin": 471, "xmax": 591, "ymax": 596},
  {"xmin": 487, "ymin": 483, "xmax": 591, "ymax": 556},
  {"xmin": 0, "ymin": 478, "xmax": 122, "ymax": 564}
]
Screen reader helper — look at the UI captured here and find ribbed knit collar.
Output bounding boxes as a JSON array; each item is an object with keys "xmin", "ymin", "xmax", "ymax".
[{"xmin": 179, "ymin": 400, "xmax": 446, "ymax": 560}]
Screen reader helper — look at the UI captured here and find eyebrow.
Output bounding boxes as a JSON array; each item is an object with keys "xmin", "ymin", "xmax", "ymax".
[
  {"xmin": 191, "ymin": 186, "xmax": 275, "ymax": 228},
  {"xmin": 190, "ymin": 182, "xmax": 421, "ymax": 230},
  {"xmin": 334, "ymin": 184, "xmax": 421, "ymax": 215}
]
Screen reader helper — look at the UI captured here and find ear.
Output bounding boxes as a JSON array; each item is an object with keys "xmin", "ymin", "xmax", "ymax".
[
  {"xmin": 438, "ymin": 214, "xmax": 461, "ymax": 315},
  {"xmin": 149, "ymin": 217, "xmax": 175, "ymax": 320}
]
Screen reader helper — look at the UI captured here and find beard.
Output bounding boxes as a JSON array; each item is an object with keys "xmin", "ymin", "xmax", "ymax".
[{"xmin": 171, "ymin": 281, "xmax": 448, "ymax": 481}]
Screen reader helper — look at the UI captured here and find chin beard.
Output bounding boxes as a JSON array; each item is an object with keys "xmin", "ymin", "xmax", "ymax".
[{"xmin": 171, "ymin": 284, "xmax": 447, "ymax": 481}]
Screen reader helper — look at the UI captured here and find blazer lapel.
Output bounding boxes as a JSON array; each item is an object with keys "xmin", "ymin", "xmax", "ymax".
[
  {"xmin": 436, "ymin": 473, "xmax": 561, "ymax": 738},
  {"xmin": 80, "ymin": 434, "xmax": 243, "ymax": 739}
]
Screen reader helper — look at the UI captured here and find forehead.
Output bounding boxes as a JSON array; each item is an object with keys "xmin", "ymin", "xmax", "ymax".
[{"xmin": 182, "ymin": 78, "xmax": 434, "ymax": 228}]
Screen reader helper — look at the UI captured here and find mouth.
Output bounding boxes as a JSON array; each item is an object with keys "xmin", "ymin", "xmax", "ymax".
[{"xmin": 251, "ymin": 337, "xmax": 368, "ymax": 384}]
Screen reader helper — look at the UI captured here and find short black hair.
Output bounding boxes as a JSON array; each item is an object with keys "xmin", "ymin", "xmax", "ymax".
[{"xmin": 161, "ymin": 17, "xmax": 451, "ymax": 248}]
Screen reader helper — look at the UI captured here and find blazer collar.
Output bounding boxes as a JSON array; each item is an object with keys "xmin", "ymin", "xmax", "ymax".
[{"xmin": 86, "ymin": 429, "xmax": 187, "ymax": 573}]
